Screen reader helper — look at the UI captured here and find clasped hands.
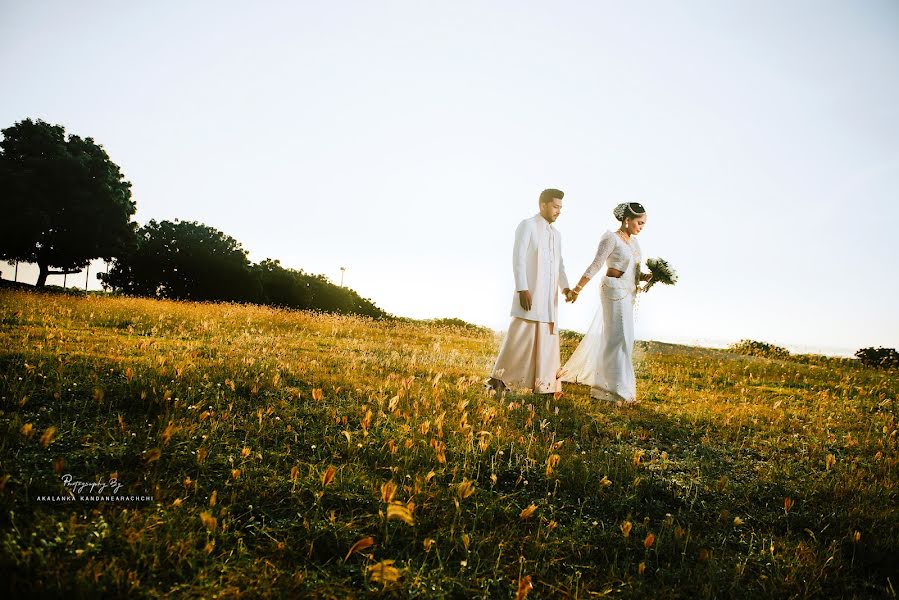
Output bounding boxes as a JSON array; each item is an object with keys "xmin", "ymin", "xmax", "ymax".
[{"xmin": 521, "ymin": 281, "xmax": 656, "ymax": 309}]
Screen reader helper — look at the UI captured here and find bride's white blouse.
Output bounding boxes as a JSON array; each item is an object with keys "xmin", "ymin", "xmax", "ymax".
[{"xmin": 582, "ymin": 230, "xmax": 641, "ymax": 280}]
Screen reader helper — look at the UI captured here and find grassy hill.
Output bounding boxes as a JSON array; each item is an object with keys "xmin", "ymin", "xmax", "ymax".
[{"xmin": 1, "ymin": 290, "xmax": 896, "ymax": 598}]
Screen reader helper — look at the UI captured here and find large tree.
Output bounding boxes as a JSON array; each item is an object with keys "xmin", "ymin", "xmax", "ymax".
[
  {"xmin": 0, "ymin": 118, "xmax": 136, "ymax": 287},
  {"xmin": 100, "ymin": 219, "xmax": 261, "ymax": 302}
]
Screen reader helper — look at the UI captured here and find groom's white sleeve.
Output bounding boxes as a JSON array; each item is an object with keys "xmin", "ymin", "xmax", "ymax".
[
  {"xmin": 512, "ymin": 220, "xmax": 529, "ymax": 291},
  {"xmin": 559, "ymin": 251, "xmax": 570, "ymax": 291}
]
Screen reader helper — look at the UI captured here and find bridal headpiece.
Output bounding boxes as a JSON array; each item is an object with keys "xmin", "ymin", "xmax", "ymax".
[{"xmin": 613, "ymin": 202, "xmax": 646, "ymax": 221}]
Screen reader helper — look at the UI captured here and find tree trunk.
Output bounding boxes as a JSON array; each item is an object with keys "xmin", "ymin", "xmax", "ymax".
[
  {"xmin": 36, "ymin": 262, "xmax": 49, "ymax": 288},
  {"xmin": 35, "ymin": 262, "xmax": 83, "ymax": 288}
]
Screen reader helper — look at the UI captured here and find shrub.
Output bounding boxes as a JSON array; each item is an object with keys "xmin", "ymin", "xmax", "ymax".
[
  {"xmin": 421, "ymin": 317, "xmax": 491, "ymax": 333},
  {"xmin": 728, "ymin": 339, "xmax": 791, "ymax": 360},
  {"xmin": 854, "ymin": 347, "xmax": 899, "ymax": 369},
  {"xmin": 560, "ymin": 329, "xmax": 585, "ymax": 342}
]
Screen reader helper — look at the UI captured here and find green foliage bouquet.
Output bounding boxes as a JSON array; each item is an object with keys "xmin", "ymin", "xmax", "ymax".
[{"xmin": 640, "ymin": 257, "xmax": 677, "ymax": 292}]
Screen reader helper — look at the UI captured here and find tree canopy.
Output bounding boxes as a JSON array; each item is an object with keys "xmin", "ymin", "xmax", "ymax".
[
  {"xmin": 255, "ymin": 260, "xmax": 386, "ymax": 318},
  {"xmin": 100, "ymin": 219, "xmax": 260, "ymax": 302},
  {"xmin": 0, "ymin": 118, "xmax": 387, "ymax": 318},
  {"xmin": 0, "ymin": 118, "xmax": 136, "ymax": 286},
  {"xmin": 100, "ymin": 220, "xmax": 387, "ymax": 318}
]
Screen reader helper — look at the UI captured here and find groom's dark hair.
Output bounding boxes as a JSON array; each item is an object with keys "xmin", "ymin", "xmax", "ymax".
[{"xmin": 539, "ymin": 188, "xmax": 564, "ymax": 204}]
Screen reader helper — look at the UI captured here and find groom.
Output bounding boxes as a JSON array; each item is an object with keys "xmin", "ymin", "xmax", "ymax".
[{"xmin": 487, "ymin": 188, "xmax": 571, "ymax": 395}]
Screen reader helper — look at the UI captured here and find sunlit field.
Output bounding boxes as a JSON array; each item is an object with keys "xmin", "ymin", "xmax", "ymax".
[{"xmin": 1, "ymin": 289, "xmax": 896, "ymax": 598}]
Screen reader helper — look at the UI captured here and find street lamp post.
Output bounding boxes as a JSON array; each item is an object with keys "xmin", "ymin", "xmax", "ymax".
[{"xmin": 339, "ymin": 266, "xmax": 346, "ymax": 287}]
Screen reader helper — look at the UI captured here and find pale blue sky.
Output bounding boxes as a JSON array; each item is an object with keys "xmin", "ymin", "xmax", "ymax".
[{"xmin": 2, "ymin": 1, "xmax": 897, "ymax": 355}]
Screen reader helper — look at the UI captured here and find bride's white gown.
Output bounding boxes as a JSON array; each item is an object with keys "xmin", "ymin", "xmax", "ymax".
[{"xmin": 561, "ymin": 231, "xmax": 641, "ymax": 403}]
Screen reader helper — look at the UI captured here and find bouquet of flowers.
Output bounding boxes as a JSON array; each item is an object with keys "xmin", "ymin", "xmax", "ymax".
[{"xmin": 640, "ymin": 257, "xmax": 677, "ymax": 293}]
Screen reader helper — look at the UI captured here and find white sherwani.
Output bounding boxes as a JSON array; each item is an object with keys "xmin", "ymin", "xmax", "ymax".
[
  {"xmin": 509, "ymin": 214, "xmax": 570, "ymax": 328},
  {"xmin": 491, "ymin": 214, "xmax": 570, "ymax": 393}
]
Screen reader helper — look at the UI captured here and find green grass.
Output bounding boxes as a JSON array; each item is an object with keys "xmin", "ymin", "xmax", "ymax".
[{"xmin": 1, "ymin": 289, "xmax": 896, "ymax": 598}]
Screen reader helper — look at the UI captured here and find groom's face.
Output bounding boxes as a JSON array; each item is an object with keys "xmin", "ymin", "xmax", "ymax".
[{"xmin": 540, "ymin": 198, "xmax": 563, "ymax": 223}]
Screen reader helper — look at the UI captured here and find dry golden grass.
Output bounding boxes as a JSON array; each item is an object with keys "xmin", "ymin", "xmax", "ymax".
[{"xmin": 0, "ymin": 289, "xmax": 896, "ymax": 598}]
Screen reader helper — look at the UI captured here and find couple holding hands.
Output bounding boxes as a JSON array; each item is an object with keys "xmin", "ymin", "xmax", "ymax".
[{"xmin": 486, "ymin": 188, "xmax": 651, "ymax": 404}]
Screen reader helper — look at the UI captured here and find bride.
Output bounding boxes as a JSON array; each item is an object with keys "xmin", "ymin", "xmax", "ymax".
[{"xmin": 561, "ymin": 203, "xmax": 651, "ymax": 403}]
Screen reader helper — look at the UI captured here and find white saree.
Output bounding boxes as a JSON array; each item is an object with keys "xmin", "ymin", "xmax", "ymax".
[{"xmin": 561, "ymin": 231, "xmax": 641, "ymax": 403}]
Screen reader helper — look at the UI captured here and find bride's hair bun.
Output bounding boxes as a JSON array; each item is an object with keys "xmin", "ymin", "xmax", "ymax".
[{"xmin": 614, "ymin": 202, "xmax": 647, "ymax": 222}]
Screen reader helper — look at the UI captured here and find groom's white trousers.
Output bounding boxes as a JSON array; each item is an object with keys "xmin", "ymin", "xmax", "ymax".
[{"xmin": 491, "ymin": 317, "xmax": 561, "ymax": 393}]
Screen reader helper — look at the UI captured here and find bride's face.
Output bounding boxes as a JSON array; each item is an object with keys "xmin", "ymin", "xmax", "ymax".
[{"xmin": 626, "ymin": 215, "xmax": 647, "ymax": 235}]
